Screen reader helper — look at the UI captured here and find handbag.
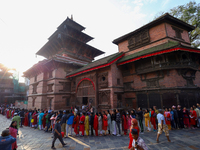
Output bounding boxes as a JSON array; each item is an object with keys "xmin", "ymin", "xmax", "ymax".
[
  {"xmin": 80, "ymin": 121, "xmax": 84, "ymax": 124},
  {"xmin": 31, "ymin": 119, "xmax": 34, "ymax": 123},
  {"xmin": 152, "ymin": 113, "xmax": 157, "ymax": 117}
]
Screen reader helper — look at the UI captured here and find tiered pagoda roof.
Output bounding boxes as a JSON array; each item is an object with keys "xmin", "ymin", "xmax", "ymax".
[{"xmin": 36, "ymin": 17, "xmax": 104, "ymax": 61}]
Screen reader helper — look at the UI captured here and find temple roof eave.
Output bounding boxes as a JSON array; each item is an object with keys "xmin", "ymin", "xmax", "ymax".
[
  {"xmin": 48, "ymin": 25, "xmax": 94, "ymax": 42},
  {"xmin": 36, "ymin": 33, "xmax": 104, "ymax": 59},
  {"xmin": 23, "ymin": 56, "xmax": 86, "ymax": 78},
  {"xmin": 117, "ymin": 42, "xmax": 200, "ymax": 66},
  {"xmin": 113, "ymin": 13, "xmax": 195, "ymax": 45},
  {"xmin": 66, "ymin": 52, "xmax": 124, "ymax": 78}
]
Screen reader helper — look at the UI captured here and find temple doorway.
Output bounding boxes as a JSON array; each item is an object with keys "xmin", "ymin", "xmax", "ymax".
[
  {"xmin": 76, "ymin": 79, "xmax": 95, "ymax": 108},
  {"xmin": 82, "ymin": 97, "xmax": 88, "ymax": 105}
]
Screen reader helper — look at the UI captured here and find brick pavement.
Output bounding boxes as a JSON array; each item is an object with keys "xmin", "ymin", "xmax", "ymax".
[{"xmin": 1, "ymin": 115, "xmax": 200, "ymax": 150}]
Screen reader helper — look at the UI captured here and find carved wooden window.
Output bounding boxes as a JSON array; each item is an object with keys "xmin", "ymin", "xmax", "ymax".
[
  {"xmin": 146, "ymin": 79, "xmax": 159, "ymax": 87},
  {"xmin": 102, "ymin": 95, "xmax": 107, "ymax": 103},
  {"xmin": 125, "ymin": 98, "xmax": 133, "ymax": 107},
  {"xmin": 34, "ymin": 76, "xmax": 37, "ymax": 82},
  {"xmin": 66, "ymin": 97, "xmax": 70, "ymax": 106},
  {"xmin": 117, "ymin": 94, "xmax": 122, "ymax": 108},
  {"xmin": 172, "ymin": 26, "xmax": 183, "ymax": 40},
  {"xmin": 128, "ymin": 29, "xmax": 150, "ymax": 50},
  {"xmin": 181, "ymin": 53, "xmax": 188, "ymax": 61},
  {"xmin": 122, "ymin": 64, "xmax": 131, "ymax": 76},
  {"xmin": 47, "ymin": 84, "xmax": 53, "ymax": 92},
  {"xmin": 137, "ymin": 94, "xmax": 148, "ymax": 108},
  {"xmin": 32, "ymin": 84, "xmax": 37, "ymax": 94},
  {"xmin": 59, "ymin": 82, "xmax": 71, "ymax": 92},
  {"xmin": 32, "ymin": 97, "xmax": 36, "ymax": 107},
  {"xmin": 117, "ymin": 78, "xmax": 120, "ymax": 85},
  {"xmin": 47, "ymin": 97, "xmax": 53, "ymax": 109},
  {"xmin": 155, "ymin": 55, "xmax": 163, "ymax": 63},
  {"xmin": 124, "ymin": 82, "xmax": 133, "ymax": 91},
  {"xmin": 49, "ymin": 70, "xmax": 53, "ymax": 78},
  {"xmin": 98, "ymin": 72, "xmax": 108, "ymax": 88}
]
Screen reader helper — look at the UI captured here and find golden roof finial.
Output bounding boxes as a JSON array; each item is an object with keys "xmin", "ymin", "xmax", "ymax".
[{"xmin": 71, "ymin": 15, "xmax": 73, "ymax": 20}]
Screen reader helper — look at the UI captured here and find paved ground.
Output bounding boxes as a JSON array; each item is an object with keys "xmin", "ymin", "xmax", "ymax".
[{"xmin": 1, "ymin": 115, "xmax": 200, "ymax": 150}]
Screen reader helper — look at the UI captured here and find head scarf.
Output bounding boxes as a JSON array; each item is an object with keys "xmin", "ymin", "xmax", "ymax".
[
  {"xmin": 131, "ymin": 118, "xmax": 138, "ymax": 127},
  {"xmin": 172, "ymin": 105, "xmax": 176, "ymax": 109}
]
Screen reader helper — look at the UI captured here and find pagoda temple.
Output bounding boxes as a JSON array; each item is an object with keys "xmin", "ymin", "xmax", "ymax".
[
  {"xmin": 24, "ymin": 13, "xmax": 200, "ymax": 111},
  {"xmin": 24, "ymin": 17, "xmax": 104, "ymax": 110}
]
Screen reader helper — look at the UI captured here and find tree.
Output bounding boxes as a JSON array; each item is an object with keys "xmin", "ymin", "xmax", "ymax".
[
  {"xmin": 0, "ymin": 63, "xmax": 16, "ymax": 79},
  {"xmin": 155, "ymin": 1, "xmax": 200, "ymax": 48}
]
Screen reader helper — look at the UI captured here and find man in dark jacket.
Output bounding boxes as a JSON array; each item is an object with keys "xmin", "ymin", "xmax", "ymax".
[
  {"xmin": 51, "ymin": 117, "xmax": 67, "ymax": 149},
  {"xmin": 19, "ymin": 109, "xmax": 25, "ymax": 127},
  {"xmin": 177, "ymin": 105, "xmax": 184, "ymax": 128},
  {"xmin": 136, "ymin": 107, "xmax": 144, "ymax": 133},
  {"xmin": 116, "ymin": 109, "xmax": 121, "ymax": 136},
  {"xmin": 172, "ymin": 105, "xmax": 179, "ymax": 129},
  {"xmin": 61, "ymin": 110, "xmax": 67, "ymax": 137},
  {"xmin": 90, "ymin": 113, "xmax": 94, "ymax": 136}
]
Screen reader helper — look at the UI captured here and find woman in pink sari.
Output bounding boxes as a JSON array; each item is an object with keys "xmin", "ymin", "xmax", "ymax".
[
  {"xmin": 9, "ymin": 121, "xmax": 18, "ymax": 150},
  {"xmin": 126, "ymin": 111, "xmax": 131, "ymax": 131}
]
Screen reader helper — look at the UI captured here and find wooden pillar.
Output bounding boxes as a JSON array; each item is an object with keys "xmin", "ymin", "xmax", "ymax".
[
  {"xmin": 147, "ymin": 92, "xmax": 149, "ymax": 108},
  {"xmin": 160, "ymin": 93, "xmax": 163, "ymax": 109},
  {"xmin": 95, "ymin": 72, "xmax": 98, "ymax": 113},
  {"xmin": 176, "ymin": 93, "xmax": 180, "ymax": 105}
]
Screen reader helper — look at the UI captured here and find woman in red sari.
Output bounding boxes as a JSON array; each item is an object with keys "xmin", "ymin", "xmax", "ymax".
[
  {"xmin": 42, "ymin": 111, "xmax": 47, "ymax": 129},
  {"xmin": 24, "ymin": 110, "xmax": 29, "ymax": 126},
  {"xmin": 128, "ymin": 118, "xmax": 140, "ymax": 149},
  {"xmin": 11, "ymin": 109, "xmax": 15, "ymax": 118},
  {"xmin": 93, "ymin": 113, "xmax": 98, "ymax": 136},
  {"xmin": 190, "ymin": 107, "xmax": 197, "ymax": 129},
  {"xmin": 79, "ymin": 112, "xmax": 85, "ymax": 136},
  {"xmin": 103, "ymin": 111, "xmax": 108, "ymax": 135},
  {"xmin": 74, "ymin": 113, "xmax": 80, "ymax": 136},
  {"xmin": 164, "ymin": 108, "xmax": 171, "ymax": 130},
  {"xmin": 6, "ymin": 109, "xmax": 10, "ymax": 119},
  {"xmin": 150, "ymin": 107, "xmax": 157, "ymax": 131},
  {"xmin": 122, "ymin": 111, "xmax": 128, "ymax": 135},
  {"xmin": 32, "ymin": 110, "xmax": 37, "ymax": 128}
]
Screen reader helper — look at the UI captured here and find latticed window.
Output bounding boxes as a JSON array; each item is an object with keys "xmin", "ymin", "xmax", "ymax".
[
  {"xmin": 172, "ymin": 26, "xmax": 183, "ymax": 39},
  {"xmin": 49, "ymin": 70, "xmax": 53, "ymax": 78},
  {"xmin": 47, "ymin": 84, "xmax": 53, "ymax": 92},
  {"xmin": 32, "ymin": 84, "xmax": 37, "ymax": 94}
]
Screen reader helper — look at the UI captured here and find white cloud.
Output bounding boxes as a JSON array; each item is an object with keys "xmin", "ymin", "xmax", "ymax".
[{"xmin": 162, "ymin": 0, "xmax": 170, "ymax": 7}]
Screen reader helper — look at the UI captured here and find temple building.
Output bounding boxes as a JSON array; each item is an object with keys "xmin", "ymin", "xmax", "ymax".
[{"xmin": 24, "ymin": 13, "xmax": 200, "ymax": 111}]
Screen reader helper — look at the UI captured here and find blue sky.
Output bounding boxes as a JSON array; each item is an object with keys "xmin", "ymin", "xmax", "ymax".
[{"xmin": 0, "ymin": 0, "xmax": 199, "ymax": 82}]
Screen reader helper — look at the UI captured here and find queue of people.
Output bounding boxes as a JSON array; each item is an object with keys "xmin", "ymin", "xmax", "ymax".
[{"xmin": 0, "ymin": 103, "xmax": 200, "ymax": 150}]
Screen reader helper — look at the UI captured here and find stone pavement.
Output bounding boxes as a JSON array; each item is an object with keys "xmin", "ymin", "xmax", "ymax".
[{"xmin": 1, "ymin": 115, "xmax": 200, "ymax": 150}]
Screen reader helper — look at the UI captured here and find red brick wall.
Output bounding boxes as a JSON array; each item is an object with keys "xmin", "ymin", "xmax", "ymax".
[
  {"xmin": 118, "ymin": 40, "xmax": 129, "ymax": 53},
  {"xmin": 149, "ymin": 23, "xmax": 166, "ymax": 42}
]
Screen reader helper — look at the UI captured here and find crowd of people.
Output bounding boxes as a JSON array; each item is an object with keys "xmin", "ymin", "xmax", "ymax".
[{"xmin": 0, "ymin": 103, "xmax": 200, "ymax": 150}]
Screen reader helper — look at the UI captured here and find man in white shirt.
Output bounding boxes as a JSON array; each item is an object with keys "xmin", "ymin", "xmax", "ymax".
[
  {"xmin": 156, "ymin": 109, "xmax": 171, "ymax": 143},
  {"xmin": 131, "ymin": 129, "xmax": 148, "ymax": 150},
  {"xmin": 193, "ymin": 105, "xmax": 200, "ymax": 127}
]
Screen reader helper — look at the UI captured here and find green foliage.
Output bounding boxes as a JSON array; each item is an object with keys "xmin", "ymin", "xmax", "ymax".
[
  {"xmin": 154, "ymin": 1, "xmax": 200, "ymax": 48},
  {"xmin": 170, "ymin": 1, "xmax": 200, "ymax": 48}
]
